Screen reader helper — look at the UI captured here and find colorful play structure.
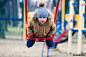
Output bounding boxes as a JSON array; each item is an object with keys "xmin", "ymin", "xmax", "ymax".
[
  {"xmin": 23, "ymin": 0, "xmax": 86, "ymax": 56},
  {"xmin": 67, "ymin": 0, "xmax": 86, "ymax": 55}
]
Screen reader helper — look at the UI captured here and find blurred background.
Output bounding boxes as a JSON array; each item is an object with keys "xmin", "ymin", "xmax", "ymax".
[
  {"xmin": 0, "ymin": 0, "xmax": 86, "ymax": 40},
  {"xmin": 0, "ymin": 0, "xmax": 23, "ymax": 40},
  {"xmin": 0, "ymin": 0, "xmax": 86, "ymax": 57}
]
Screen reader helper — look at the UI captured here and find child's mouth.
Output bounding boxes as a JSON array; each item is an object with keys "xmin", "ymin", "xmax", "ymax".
[{"xmin": 41, "ymin": 21, "xmax": 44, "ymax": 22}]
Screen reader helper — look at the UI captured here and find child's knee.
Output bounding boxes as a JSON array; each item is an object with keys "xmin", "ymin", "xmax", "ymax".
[
  {"xmin": 26, "ymin": 39, "xmax": 35, "ymax": 48},
  {"xmin": 46, "ymin": 39, "xmax": 54, "ymax": 47}
]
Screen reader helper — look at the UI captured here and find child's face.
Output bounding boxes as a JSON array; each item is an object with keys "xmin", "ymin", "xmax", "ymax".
[{"xmin": 38, "ymin": 17, "xmax": 47, "ymax": 24}]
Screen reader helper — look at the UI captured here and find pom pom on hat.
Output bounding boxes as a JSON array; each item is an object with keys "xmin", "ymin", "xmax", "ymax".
[
  {"xmin": 37, "ymin": 1, "xmax": 49, "ymax": 18},
  {"xmin": 37, "ymin": 1, "xmax": 45, "ymax": 7}
]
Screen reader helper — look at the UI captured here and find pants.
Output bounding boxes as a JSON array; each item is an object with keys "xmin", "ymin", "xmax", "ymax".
[{"xmin": 26, "ymin": 39, "xmax": 54, "ymax": 48}]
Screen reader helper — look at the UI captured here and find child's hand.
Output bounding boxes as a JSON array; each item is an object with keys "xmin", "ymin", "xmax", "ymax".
[
  {"xmin": 47, "ymin": 35, "xmax": 53, "ymax": 38},
  {"xmin": 29, "ymin": 35, "xmax": 34, "ymax": 38},
  {"xmin": 28, "ymin": 35, "xmax": 35, "ymax": 40},
  {"xmin": 46, "ymin": 35, "xmax": 53, "ymax": 40}
]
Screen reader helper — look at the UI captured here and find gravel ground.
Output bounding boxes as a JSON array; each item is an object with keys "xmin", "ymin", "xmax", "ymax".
[{"xmin": 0, "ymin": 39, "xmax": 85, "ymax": 57}]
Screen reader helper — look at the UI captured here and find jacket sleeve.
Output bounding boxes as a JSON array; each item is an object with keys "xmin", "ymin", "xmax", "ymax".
[
  {"xmin": 27, "ymin": 20, "xmax": 33, "ymax": 36},
  {"xmin": 48, "ymin": 22, "xmax": 56, "ymax": 36}
]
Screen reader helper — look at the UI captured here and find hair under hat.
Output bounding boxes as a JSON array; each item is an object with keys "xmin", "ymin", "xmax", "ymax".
[{"xmin": 37, "ymin": 1, "xmax": 49, "ymax": 18}]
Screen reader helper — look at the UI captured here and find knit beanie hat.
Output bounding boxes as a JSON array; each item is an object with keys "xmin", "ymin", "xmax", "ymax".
[{"xmin": 37, "ymin": 1, "xmax": 49, "ymax": 18}]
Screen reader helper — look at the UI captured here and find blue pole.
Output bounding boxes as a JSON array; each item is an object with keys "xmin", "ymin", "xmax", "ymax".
[
  {"xmin": 47, "ymin": 47, "xmax": 50, "ymax": 57},
  {"xmin": 41, "ymin": 42, "xmax": 46, "ymax": 57},
  {"xmin": 21, "ymin": 1, "xmax": 24, "ymax": 40}
]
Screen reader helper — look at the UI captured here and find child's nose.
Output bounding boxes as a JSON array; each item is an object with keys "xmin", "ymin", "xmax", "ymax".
[{"xmin": 41, "ymin": 18, "xmax": 44, "ymax": 20}]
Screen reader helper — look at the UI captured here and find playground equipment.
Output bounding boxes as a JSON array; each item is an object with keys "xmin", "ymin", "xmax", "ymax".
[
  {"xmin": 68, "ymin": 0, "xmax": 86, "ymax": 55},
  {"xmin": 24, "ymin": 0, "xmax": 68, "ymax": 57},
  {"xmin": 24, "ymin": 0, "xmax": 61, "ymax": 42},
  {"xmin": 44, "ymin": 0, "xmax": 86, "ymax": 56},
  {"xmin": 42, "ymin": 18, "xmax": 78, "ymax": 57},
  {"xmin": 23, "ymin": 0, "xmax": 69, "ymax": 42},
  {"xmin": 42, "ymin": 0, "xmax": 71, "ymax": 57},
  {"xmin": 23, "ymin": 0, "xmax": 86, "ymax": 56},
  {"xmin": 61, "ymin": 0, "xmax": 65, "ymax": 30}
]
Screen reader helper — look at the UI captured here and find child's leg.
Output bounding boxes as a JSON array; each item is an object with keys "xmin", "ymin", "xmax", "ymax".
[
  {"xmin": 46, "ymin": 39, "xmax": 54, "ymax": 47},
  {"xmin": 26, "ymin": 39, "xmax": 35, "ymax": 48}
]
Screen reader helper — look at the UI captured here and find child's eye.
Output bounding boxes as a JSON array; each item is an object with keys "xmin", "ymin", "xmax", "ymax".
[
  {"xmin": 39, "ymin": 17, "xmax": 42, "ymax": 18},
  {"xmin": 43, "ymin": 17, "xmax": 46, "ymax": 18}
]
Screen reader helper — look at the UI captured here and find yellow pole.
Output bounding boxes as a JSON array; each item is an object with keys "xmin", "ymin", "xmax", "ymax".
[
  {"xmin": 62, "ymin": 0, "xmax": 65, "ymax": 31},
  {"xmin": 23, "ymin": 1, "xmax": 26, "ymax": 41}
]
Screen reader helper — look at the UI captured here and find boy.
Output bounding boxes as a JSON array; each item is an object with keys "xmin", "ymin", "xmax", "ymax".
[{"xmin": 26, "ymin": 1, "xmax": 56, "ymax": 48}]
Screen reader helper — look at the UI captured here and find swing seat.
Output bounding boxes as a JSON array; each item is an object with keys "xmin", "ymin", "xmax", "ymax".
[
  {"xmin": 28, "ymin": 36, "xmax": 53, "ymax": 42},
  {"xmin": 35, "ymin": 37, "xmax": 53, "ymax": 42},
  {"xmin": 35, "ymin": 38, "xmax": 46, "ymax": 42}
]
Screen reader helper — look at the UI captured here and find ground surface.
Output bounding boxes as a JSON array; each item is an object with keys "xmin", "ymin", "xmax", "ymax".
[{"xmin": 0, "ymin": 39, "xmax": 86, "ymax": 57}]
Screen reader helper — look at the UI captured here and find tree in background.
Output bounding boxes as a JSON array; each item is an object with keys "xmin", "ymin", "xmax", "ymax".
[
  {"xmin": 6, "ymin": 0, "xmax": 18, "ymax": 27},
  {"xmin": 0, "ymin": 0, "xmax": 19, "ymax": 39},
  {"xmin": 27, "ymin": 0, "xmax": 37, "ymax": 12},
  {"xmin": 51, "ymin": 0, "xmax": 56, "ymax": 12},
  {"xmin": 65, "ymin": 0, "xmax": 69, "ymax": 14},
  {"xmin": 47, "ymin": 0, "xmax": 50, "ymax": 8},
  {"xmin": 12, "ymin": 0, "xmax": 18, "ymax": 27},
  {"xmin": 0, "ymin": 0, "xmax": 7, "ymax": 38}
]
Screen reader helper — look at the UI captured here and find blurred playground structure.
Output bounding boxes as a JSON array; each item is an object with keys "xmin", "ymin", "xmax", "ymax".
[{"xmin": 0, "ymin": 0, "xmax": 86, "ymax": 56}]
